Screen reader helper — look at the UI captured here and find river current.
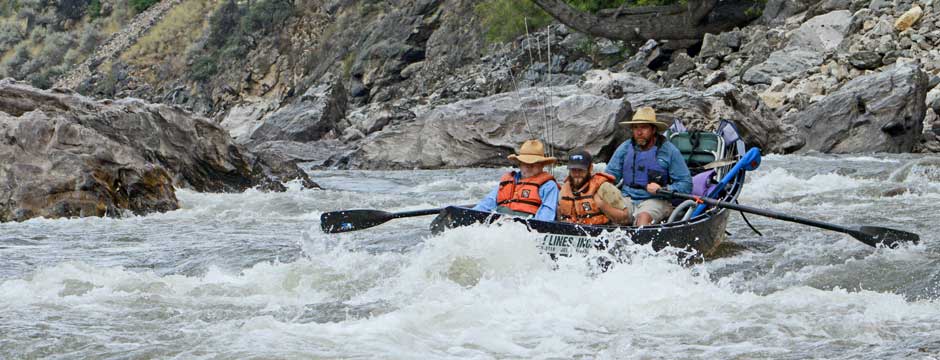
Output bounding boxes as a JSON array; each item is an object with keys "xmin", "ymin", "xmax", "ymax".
[{"xmin": 2, "ymin": 154, "xmax": 939, "ymax": 359}]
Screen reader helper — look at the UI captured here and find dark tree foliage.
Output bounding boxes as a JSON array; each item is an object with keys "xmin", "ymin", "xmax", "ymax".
[
  {"xmin": 533, "ymin": 0, "xmax": 759, "ymax": 42},
  {"xmin": 189, "ymin": 0, "xmax": 295, "ymax": 82},
  {"xmin": 207, "ymin": 0, "xmax": 240, "ymax": 48},
  {"xmin": 56, "ymin": 0, "xmax": 91, "ymax": 20},
  {"xmin": 129, "ymin": 0, "xmax": 159, "ymax": 13},
  {"xmin": 241, "ymin": 0, "xmax": 294, "ymax": 34}
]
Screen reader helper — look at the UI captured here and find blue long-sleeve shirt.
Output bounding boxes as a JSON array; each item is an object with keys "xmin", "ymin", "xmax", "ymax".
[
  {"xmin": 605, "ymin": 139, "xmax": 692, "ymax": 201},
  {"xmin": 473, "ymin": 172, "xmax": 559, "ymax": 221}
]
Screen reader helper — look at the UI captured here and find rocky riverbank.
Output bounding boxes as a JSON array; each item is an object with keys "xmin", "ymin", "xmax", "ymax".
[
  {"xmin": 4, "ymin": 0, "xmax": 940, "ymax": 221},
  {"xmin": 0, "ymin": 80, "xmax": 316, "ymax": 222},
  {"xmin": 204, "ymin": 0, "xmax": 940, "ymax": 169}
]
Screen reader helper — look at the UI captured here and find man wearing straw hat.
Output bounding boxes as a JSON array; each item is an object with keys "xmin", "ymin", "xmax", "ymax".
[
  {"xmin": 605, "ymin": 106, "xmax": 692, "ymax": 226},
  {"xmin": 473, "ymin": 139, "xmax": 559, "ymax": 221}
]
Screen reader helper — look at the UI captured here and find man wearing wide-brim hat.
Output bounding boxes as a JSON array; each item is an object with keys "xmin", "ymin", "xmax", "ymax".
[
  {"xmin": 472, "ymin": 139, "xmax": 559, "ymax": 221},
  {"xmin": 604, "ymin": 106, "xmax": 692, "ymax": 226}
]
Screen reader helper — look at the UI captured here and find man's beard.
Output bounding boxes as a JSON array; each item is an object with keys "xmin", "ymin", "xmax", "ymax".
[
  {"xmin": 571, "ymin": 175, "xmax": 588, "ymax": 190},
  {"xmin": 634, "ymin": 137, "xmax": 648, "ymax": 146}
]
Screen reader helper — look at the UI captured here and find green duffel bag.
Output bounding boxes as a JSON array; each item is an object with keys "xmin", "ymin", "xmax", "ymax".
[{"xmin": 669, "ymin": 131, "xmax": 724, "ymax": 169}]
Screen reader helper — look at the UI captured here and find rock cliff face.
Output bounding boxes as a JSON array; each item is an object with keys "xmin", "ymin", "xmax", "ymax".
[
  {"xmin": 0, "ymin": 80, "xmax": 316, "ymax": 222},
  {"xmin": 27, "ymin": 0, "xmax": 940, "ymax": 173}
]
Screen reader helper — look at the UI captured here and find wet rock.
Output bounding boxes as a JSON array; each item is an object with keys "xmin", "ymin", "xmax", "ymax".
[
  {"xmin": 0, "ymin": 81, "xmax": 312, "ymax": 222},
  {"xmin": 787, "ymin": 63, "xmax": 928, "ymax": 153},
  {"xmin": 252, "ymin": 139, "xmax": 353, "ymax": 169},
  {"xmin": 881, "ymin": 187, "xmax": 909, "ymax": 197}
]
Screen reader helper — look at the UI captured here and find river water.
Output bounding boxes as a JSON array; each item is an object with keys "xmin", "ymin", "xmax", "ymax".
[{"xmin": 1, "ymin": 154, "xmax": 939, "ymax": 359}]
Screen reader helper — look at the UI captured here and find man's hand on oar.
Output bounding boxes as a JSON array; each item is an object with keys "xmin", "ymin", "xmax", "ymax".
[
  {"xmin": 320, "ymin": 205, "xmax": 476, "ymax": 233},
  {"xmin": 658, "ymin": 190, "xmax": 920, "ymax": 248}
]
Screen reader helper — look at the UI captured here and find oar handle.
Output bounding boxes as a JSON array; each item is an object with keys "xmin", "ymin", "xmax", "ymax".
[
  {"xmin": 658, "ymin": 190, "xmax": 919, "ymax": 248},
  {"xmin": 391, "ymin": 208, "xmax": 450, "ymax": 219}
]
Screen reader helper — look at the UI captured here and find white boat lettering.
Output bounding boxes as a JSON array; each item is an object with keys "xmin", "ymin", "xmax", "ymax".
[{"xmin": 540, "ymin": 235, "xmax": 594, "ymax": 250}]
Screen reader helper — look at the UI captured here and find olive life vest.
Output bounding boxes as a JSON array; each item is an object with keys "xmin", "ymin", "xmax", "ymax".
[
  {"xmin": 558, "ymin": 172, "xmax": 616, "ymax": 225},
  {"xmin": 623, "ymin": 136, "xmax": 669, "ymax": 190},
  {"xmin": 495, "ymin": 171, "xmax": 556, "ymax": 215}
]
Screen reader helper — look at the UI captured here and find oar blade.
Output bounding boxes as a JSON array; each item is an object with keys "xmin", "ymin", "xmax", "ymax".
[
  {"xmin": 320, "ymin": 209, "xmax": 394, "ymax": 233},
  {"xmin": 854, "ymin": 226, "xmax": 920, "ymax": 248}
]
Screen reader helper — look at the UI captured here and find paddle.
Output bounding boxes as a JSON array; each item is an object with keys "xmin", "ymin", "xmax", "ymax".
[
  {"xmin": 320, "ymin": 205, "xmax": 475, "ymax": 233},
  {"xmin": 658, "ymin": 190, "xmax": 920, "ymax": 248}
]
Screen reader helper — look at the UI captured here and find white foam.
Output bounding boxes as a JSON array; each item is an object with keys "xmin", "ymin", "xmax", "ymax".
[{"xmin": 742, "ymin": 168, "xmax": 868, "ymax": 201}]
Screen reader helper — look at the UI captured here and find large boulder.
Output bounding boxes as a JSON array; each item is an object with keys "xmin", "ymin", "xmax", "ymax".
[
  {"xmin": 786, "ymin": 63, "xmax": 928, "ymax": 153},
  {"xmin": 348, "ymin": 85, "xmax": 625, "ymax": 169},
  {"xmin": 629, "ymin": 83, "xmax": 803, "ymax": 153},
  {"xmin": 0, "ymin": 81, "xmax": 315, "ymax": 222},
  {"xmin": 744, "ymin": 11, "xmax": 853, "ymax": 85},
  {"xmin": 787, "ymin": 10, "xmax": 854, "ymax": 52},
  {"xmin": 249, "ymin": 77, "xmax": 347, "ymax": 142},
  {"xmin": 742, "ymin": 49, "xmax": 825, "ymax": 85},
  {"xmin": 346, "ymin": 73, "xmax": 802, "ymax": 169},
  {"xmin": 761, "ymin": 0, "xmax": 825, "ymax": 26},
  {"xmin": 218, "ymin": 98, "xmax": 281, "ymax": 143},
  {"xmin": 580, "ymin": 70, "xmax": 660, "ymax": 98}
]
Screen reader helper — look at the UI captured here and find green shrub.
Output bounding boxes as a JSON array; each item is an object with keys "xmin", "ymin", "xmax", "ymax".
[
  {"xmin": 88, "ymin": 0, "xmax": 101, "ymax": 18},
  {"xmin": 56, "ymin": 0, "xmax": 91, "ymax": 20},
  {"xmin": 0, "ymin": 21, "xmax": 24, "ymax": 52},
  {"xmin": 189, "ymin": 0, "xmax": 295, "ymax": 82},
  {"xmin": 241, "ymin": 0, "xmax": 294, "ymax": 34},
  {"xmin": 207, "ymin": 0, "xmax": 239, "ymax": 48},
  {"xmin": 1, "ymin": 43, "xmax": 31, "ymax": 78},
  {"xmin": 130, "ymin": 0, "xmax": 159, "ymax": 13},
  {"xmin": 190, "ymin": 55, "xmax": 218, "ymax": 81},
  {"xmin": 475, "ymin": 0, "xmax": 553, "ymax": 44},
  {"xmin": 565, "ymin": 0, "xmax": 628, "ymax": 12}
]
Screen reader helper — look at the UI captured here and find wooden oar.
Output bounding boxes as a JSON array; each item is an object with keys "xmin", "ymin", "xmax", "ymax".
[
  {"xmin": 658, "ymin": 190, "xmax": 920, "ymax": 248},
  {"xmin": 320, "ymin": 205, "xmax": 475, "ymax": 233}
]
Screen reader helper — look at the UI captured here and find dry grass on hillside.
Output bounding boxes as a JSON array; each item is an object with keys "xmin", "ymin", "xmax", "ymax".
[{"xmin": 122, "ymin": 0, "xmax": 221, "ymax": 80}]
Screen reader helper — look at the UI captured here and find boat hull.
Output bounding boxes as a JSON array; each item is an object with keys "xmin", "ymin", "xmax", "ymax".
[{"xmin": 430, "ymin": 205, "xmax": 731, "ymax": 259}]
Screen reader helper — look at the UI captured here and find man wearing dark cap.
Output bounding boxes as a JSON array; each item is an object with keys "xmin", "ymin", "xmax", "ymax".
[{"xmin": 557, "ymin": 149, "xmax": 632, "ymax": 225}]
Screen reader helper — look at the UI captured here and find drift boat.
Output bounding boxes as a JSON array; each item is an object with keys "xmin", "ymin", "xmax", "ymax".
[{"xmin": 430, "ymin": 121, "xmax": 753, "ymax": 260}]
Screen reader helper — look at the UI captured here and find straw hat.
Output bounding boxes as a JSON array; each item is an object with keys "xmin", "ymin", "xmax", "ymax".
[
  {"xmin": 619, "ymin": 106, "xmax": 669, "ymax": 132},
  {"xmin": 507, "ymin": 139, "xmax": 557, "ymax": 165}
]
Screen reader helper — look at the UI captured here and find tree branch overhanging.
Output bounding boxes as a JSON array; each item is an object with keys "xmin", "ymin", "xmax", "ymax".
[{"xmin": 531, "ymin": 0, "xmax": 760, "ymax": 42}]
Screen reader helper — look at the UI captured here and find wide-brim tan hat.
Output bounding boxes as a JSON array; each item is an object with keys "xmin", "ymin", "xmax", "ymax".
[
  {"xmin": 507, "ymin": 139, "xmax": 557, "ymax": 164},
  {"xmin": 619, "ymin": 106, "xmax": 669, "ymax": 132}
]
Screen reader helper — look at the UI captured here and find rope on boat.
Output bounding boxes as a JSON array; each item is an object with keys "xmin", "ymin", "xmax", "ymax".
[
  {"xmin": 736, "ymin": 199, "xmax": 764, "ymax": 236},
  {"xmin": 524, "ymin": 18, "xmax": 558, "ymax": 174},
  {"xmin": 506, "ymin": 64, "xmax": 534, "ymax": 137}
]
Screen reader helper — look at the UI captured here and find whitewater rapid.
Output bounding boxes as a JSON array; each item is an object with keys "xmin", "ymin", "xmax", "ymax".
[{"xmin": 1, "ymin": 154, "xmax": 939, "ymax": 359}]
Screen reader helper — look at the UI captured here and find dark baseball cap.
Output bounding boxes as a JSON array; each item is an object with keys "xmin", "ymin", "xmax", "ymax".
[{"xmin": 567, "ymin": 149, "xmax": 592, "ymax": 170}]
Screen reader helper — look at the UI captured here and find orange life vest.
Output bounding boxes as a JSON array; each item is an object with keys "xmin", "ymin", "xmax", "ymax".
[
  {"xmin": 558, "ymin": 172, "xmax": 616, "ymax": 225},
  {"xmin": 495, "ymin": 171, "xmax": 556, "ymax": 215}
]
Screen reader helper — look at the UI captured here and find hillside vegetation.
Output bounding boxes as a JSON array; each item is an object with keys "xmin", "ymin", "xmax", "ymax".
[{"xmin": 0, "ymin": 0, "xmax": 154, "ymax": 88}]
